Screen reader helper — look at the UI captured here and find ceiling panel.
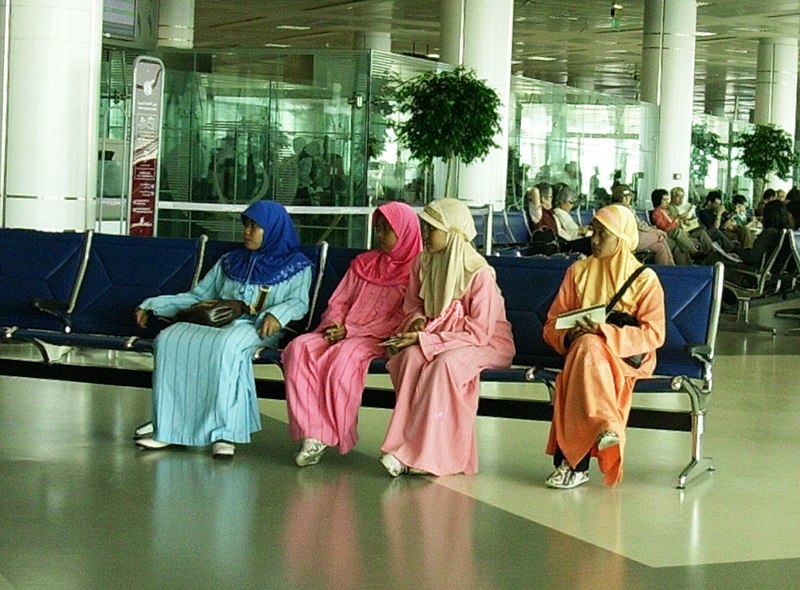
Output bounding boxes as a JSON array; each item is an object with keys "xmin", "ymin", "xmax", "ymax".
[{"xmin": 193, "ymin": 0, "xmax": 800, "ymax": 119}]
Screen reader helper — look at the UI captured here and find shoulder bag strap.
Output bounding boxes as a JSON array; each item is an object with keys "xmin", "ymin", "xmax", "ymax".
[{"xmin": 605, "ymin": 265, "xmax": 647, "ymax": 313}]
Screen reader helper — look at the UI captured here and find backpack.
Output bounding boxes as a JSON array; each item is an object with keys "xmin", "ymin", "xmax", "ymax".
[{"xmin": 526, "ymin": 226, "xmax": 560, "ymax": 256}]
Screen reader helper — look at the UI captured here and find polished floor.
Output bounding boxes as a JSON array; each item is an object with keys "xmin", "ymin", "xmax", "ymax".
[{"xmin": 1, "ymin": 302, "xmax": 800, "ymax": 589}]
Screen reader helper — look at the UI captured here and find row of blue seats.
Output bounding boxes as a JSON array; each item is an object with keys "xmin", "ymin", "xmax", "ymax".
[
  {"xmin": 0, "ymin": 228, "xmax": 722, "ymax": 487},
  {"xmin": 255, "ymin": 246, "xmax": 723, "ymax": 488}
]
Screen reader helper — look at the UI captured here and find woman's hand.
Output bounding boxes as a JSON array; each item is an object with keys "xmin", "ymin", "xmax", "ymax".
[
  {"xmin": 384, "ymin": 331, "xmax": 420, "ymax": 357},
  {"xmin": 259, "ymin": 313, "xmax": 281, "ymax": 338},
  {"xmin": 322, "ymin": 323, "xmax": 346, "ymax": 343},
  {"xmin": 135, "ymin": 308, "xmax": 150, "ymax": 329},
  {"xmin": 565, "ymin": 316, "xmax": 601, "ymax": 346}
]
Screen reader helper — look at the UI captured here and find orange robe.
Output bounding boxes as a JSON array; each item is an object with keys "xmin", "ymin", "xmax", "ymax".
[{"xmin": 543, "ymin": 265, "xmax": 665, "ymax": 485}]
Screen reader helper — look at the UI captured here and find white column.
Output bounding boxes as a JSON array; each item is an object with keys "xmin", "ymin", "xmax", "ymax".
[
  {"xmin": 440, "ymin": 0, "xmax": 513, "ymax": 209},
  {"xmin": 640, "ymin": 0, "xmax": 696, "ymax": 193},
  {"xmin": 2, "ymin": 0, "xmax": 103, "ymax": 230},
  {"xmin": 353, "ymin": 31, "xmax": 391, "ymax": 52},
  {"xmin": 754, "ymin": 38, "xmax": 797, "ymax": 133},
  {"xmin": 158, "ymin": 0, "xmax": 194, "ymax": 49}
]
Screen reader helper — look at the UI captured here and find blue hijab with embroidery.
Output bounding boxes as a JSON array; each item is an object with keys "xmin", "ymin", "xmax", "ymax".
[{"xmin": 221, "ymin": 201, "xmax": 312, "ymax": 285}]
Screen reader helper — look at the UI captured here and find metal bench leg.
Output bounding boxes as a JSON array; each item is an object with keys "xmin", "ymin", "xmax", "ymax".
[
  {"xmin": 720, "ymin": 298, "xmax": 776, "ymax": 335},
  {"xmin": 677, "ymin": 411, "xmax": 715, "ymax": 489}
]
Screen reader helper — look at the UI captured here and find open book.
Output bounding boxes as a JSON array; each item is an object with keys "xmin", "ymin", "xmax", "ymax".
[{"xmin": 555, "ymin": 303, "xmax": 606, "ymax": 329}]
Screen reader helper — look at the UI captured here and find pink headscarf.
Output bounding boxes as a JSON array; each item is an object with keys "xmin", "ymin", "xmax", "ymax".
[{"xmin": 351, "ymin": 201, "xmax": 422, "ymax": 286}]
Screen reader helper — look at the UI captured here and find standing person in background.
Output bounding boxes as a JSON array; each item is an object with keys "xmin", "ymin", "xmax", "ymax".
[
  {"xmin": 542, "ymin": 204, "xmax": 666, "ymax": 489},
  {"xmin": 283, "ymin": 202, "xmax": 422, "ymax": 467},
  {"xmin": 379, "ymin": 198, "xmax": 515, "ymax": 477}
]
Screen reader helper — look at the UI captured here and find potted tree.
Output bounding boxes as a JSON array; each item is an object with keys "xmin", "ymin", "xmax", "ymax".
[
  {"xmin": 392, "ymin": 66, "xmax": 502, "ymax": 197},
  {"xmin": 734, "ymin": 123, "xmax": 797, "ymax": 197},
  {"xmin": 690, "ymin": 123, "xmax": 723, "ymax": 199}
]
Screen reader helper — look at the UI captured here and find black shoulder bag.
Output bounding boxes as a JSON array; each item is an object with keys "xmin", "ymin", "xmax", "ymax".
[{"xmin": 605, "ymin": 265, "xmax": 648, "ymax": 369}]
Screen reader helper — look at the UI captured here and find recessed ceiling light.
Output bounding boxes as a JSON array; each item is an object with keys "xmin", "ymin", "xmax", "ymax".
[
  {"xmin": 277, "ymin": 25, "xmax": 310, "ymax": 30},
  {"xmin": 696, "ymin": 31, "xmax": 716, "ymax": 37},
  {"xmin": 263, "ymin": 43, "xmax": 291, "ymax": 48},
  {"xmin": 527, "ymin": 56, "xmax": 556, "ymax": 61}
]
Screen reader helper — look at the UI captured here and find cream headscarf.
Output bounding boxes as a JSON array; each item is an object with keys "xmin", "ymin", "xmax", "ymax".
[
  {"xmin": 418, "ymin": 198, "xmax": 490, "ymax": 318},
  {"xmin": 572, "ymin": 203, "xmax": 653, "ymax": 313}
]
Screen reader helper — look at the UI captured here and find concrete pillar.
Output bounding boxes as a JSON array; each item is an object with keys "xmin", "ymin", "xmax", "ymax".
[
  {"xmin": 440, "ymin": 0, "xmax": 513, "ymax": 209},
  {"xmin": 640, "ymin": 0, "xmax": 696, "ymax": 194},
  {"xmin": 754, "ymin": 38, "xmax": 797, "ymax": 133},
  {"xmin": 1, "ymin": 0, "xmax": 103, "ymax": 230},
  {"xmin": 158, "ymin": 0, "xmax": 194, "ymax": 49}
]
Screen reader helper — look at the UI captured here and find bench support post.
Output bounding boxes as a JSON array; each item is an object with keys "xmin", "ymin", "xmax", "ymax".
[
  {"xmin": 719, "ymin": 298, "xmax": 776, "ymax": 336},
  {"xmin": 673, "ymin": 376, "xmax": 715, "ymax": 489}
]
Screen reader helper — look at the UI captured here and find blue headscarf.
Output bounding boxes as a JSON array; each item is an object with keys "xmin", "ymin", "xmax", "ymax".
[{"xmin": 220, "ymin": 201, "xmax": 312, "ymax": 285}]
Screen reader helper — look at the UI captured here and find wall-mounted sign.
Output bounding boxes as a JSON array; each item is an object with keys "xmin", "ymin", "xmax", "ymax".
[{"xmin": 128, "ymin": 56, "xmax": 164, "ymax": 236}]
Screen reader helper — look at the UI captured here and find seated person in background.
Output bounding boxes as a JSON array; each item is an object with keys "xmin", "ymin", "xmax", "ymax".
[
  {"xmin": 611, "ymin": 185, "xmax": 674, "ymax": 265},
  {"xmin": 755, "ymin": 188, "xmax": 776, "ymax": 219},
  {"xmin": 784, "ymin": 186, "xmax": 800, "ymax": 229},
  {"xmin": 133, "ymin": 201, "xmax": 313, "ymax": 458},
  {"xmin": 725, "ymin": 194, "xmax": 756, "ymax": 250},
  {"xmin": 542, "ymin": 204, "xmax": 666, "ymax": 489},
  {"xmin": 282, "ymin": 202, "xmax": 421, "ymax": 467},
  {"xmin": 650, "ymin": 188, "xmax": 705, "ymax": 265},
  {"xmin": 525, "ymin": 182, "xmax": 557, "ymax": 234},
  {"xmin": 706, "ymin": 200, "xmax": 793, "ymax": 287},
  {"xmin": 697, "ymin": 191, "xmax": 737, "ymax": 252},
  {"xmin": 552, "ymin": 186, "xmax": 592, "ymax": 255},
  {"xmin": 379, "ymin": 198, "xmax": 515, "ymax": 477},
  {"xmin": 668, "ymin": 186, "xmax": 718, "ymax": 252}
]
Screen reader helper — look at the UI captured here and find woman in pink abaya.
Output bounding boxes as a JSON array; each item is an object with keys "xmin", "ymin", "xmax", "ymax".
[
  {"xmin": 379, "ymin": 198, "xmax": 515, "ymax": 477},
  {"xmin": 282, "ymin": 201, "xmax": 421, "ymax": 466}
]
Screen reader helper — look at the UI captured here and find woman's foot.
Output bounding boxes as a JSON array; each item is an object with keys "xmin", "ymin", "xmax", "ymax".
[
  {"xmin": 597, "ymin": 430, "xmax": 620, "ymax": 451},
  {"xmin": 380, "ymin": 453, "xmax": 408, "ymax": 477},
  {"xmin": 295, "ymin": 438, "xmax": 327, "ymax": 466},
  {"xmin": 133, "ymin": 421, "xmax": 154, "ymax": 439},
  {"xmin": 212, "ymin": 441, "xmax": 235, "ymax": 459},
  {"xmin": 545, "ymin": 461, "xmax": 589, "ymax": 489},
  {"xmin": 135, "ymin": 437, "xmax": 171, "ymax": 451}
]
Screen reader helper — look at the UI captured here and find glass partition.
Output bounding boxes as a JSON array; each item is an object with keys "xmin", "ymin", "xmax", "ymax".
[
  {"xmin": 508, "ymin": 77, "xmax": 657, "ymax": 211},
  {"xmin": 98, "ymin": 48, "xmax": 658, "ymax": 244}
]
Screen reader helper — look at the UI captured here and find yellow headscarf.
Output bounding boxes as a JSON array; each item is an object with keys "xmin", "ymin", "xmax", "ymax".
[
  {"xmin": 418, "ymin": 198, "xmax": 490, "ymax": 318},
  {"xmin": 572, "ymin": 203, "xmax": 653, "ymax": 312}
]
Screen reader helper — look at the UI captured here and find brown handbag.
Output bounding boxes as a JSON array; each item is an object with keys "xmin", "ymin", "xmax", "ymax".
[{"xmin": 174, "ymin": 300, "xmax": 247, "ymax": 328}]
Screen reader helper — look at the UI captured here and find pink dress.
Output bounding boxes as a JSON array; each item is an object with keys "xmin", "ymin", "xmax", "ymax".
[
  {"xmin": 381, "ymin": 263, "xmax": 516, "ymax": 476},
  {"xmin": 283, "ymin": 268, "xmax": 407, "ymax": 453}
]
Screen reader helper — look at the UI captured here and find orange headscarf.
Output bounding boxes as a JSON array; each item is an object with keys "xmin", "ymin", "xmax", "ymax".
[{"xmin": 572, "ymin": 204, "xmax": 654, "ymax": 313}]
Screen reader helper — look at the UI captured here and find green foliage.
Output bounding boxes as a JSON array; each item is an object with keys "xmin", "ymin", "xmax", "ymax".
[
  {"xmin": 734, "ymin": 123, "xmax": 797, "ymax": 183},
  {"xmin": 690, "ymin": 124, "xmax": 723, "ymax": 183},
  {"xmin": 392, "ymin": 67, "xmax": 502, "ymax": 169}
]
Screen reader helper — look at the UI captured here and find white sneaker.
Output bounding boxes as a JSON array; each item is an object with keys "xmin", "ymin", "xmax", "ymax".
[
  {"xmin": 545, "ymin": 461, "xmax": 589, "ymax": 489},
  {"xmin": 597, "ymin": 431, "xmax": 620, "ymax": 451},
  {"xmin": 133, "ymin": 421, "xmax": 154, "ymax": 439},
  {"xmin": 295, "ymin": 438, "xmax": 327, "ymax": 466},
  {"xmin": 212, "ymin": 441, "xmax": 235, "ymax": 459},
  {"xmin": 380, "ymin": 453, "xmax": 408, "ymax": 477},
  {"xmin": 135, "ymin": 437, "xmax": 171, "ymax": 451}
]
